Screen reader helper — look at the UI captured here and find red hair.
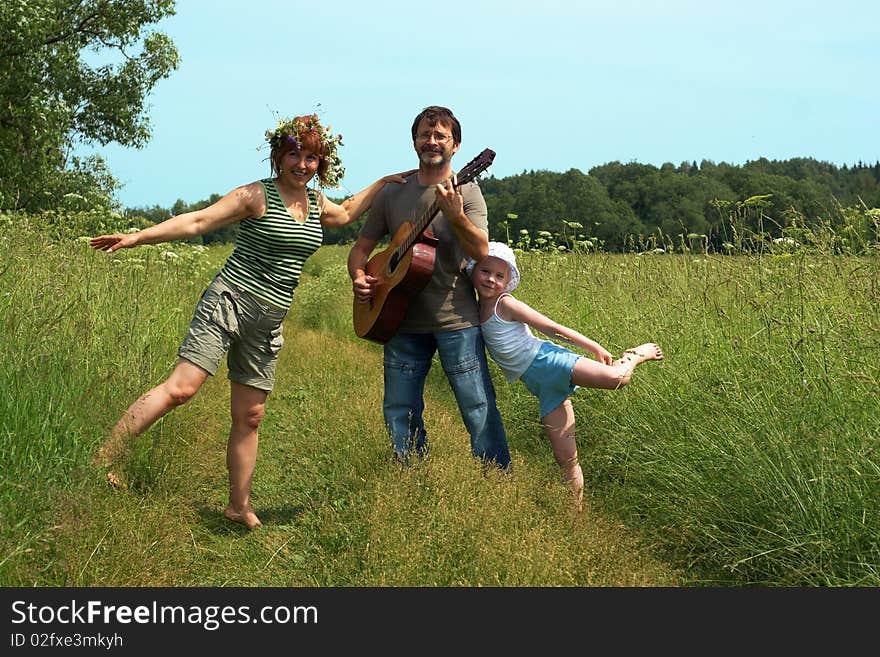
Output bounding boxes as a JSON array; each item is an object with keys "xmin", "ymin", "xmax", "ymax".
[{"xmin": 270, "ymin": 114, "xmax": 331, "ymax": 182}]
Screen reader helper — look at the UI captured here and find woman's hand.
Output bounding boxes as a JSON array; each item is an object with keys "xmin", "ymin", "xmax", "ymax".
[
  {"xmin": 381, "ymin": 169, "xmax": 417, "ymax": 184},
  {"xmin": 90, "ymin": 233, "xmax": 139, "ymax": 253},
  {"xmin": 324, "ymin": 170, "xmax": 418, "ymax": 228}
]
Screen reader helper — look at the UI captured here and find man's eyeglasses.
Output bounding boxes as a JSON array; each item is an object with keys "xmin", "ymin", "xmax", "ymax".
[{"xmin": 416, "ymin": 131, "xmax": 454, "ymax": 144}]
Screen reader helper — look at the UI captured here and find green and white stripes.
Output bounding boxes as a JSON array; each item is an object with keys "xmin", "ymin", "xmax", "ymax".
[{"xmin": 220, "ymin": 179, "xmax": 323, "ymax": 308}]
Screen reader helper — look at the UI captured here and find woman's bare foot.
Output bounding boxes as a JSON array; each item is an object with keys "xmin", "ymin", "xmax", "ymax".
[
  {"xmin": 90, "ymin": 431, "xmax": 131, "ymax": 473},
  {"xmin": 224, "ymin": 504, "xmax": 262, "ymax": 530},
  {"xmin": 106, "ymin": 471, "xmax": 127, "ymax": 490},
  {"xmin": 616, "ymin": 343, "xmax": 664, "ymax": 368},
  {"xmin": 89, "ymin": 440, "xmax": 128, "ymax": 490}
]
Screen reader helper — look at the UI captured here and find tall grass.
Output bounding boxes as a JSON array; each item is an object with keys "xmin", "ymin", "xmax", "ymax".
[
  {"xmin": 508, "ymin": 245, "xmax": 878, "ymax": 585},
  {"xmin": 0, "ymin": 216, "xmax": 230, "ymax": 581},
  {"xmin": 1, "ymin": 212, "xmax": 877, "ymax": 586}
]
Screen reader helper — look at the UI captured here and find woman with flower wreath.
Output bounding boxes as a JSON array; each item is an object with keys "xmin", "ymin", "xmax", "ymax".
[{"xmin": 90, "ymin": 114, "xmax": 414, "ymax": 529}]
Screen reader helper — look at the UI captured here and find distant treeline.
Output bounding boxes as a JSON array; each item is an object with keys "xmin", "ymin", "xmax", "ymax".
[{"xmin": 125, "ymin": 157, "xmax": 880, "ymax": 251}]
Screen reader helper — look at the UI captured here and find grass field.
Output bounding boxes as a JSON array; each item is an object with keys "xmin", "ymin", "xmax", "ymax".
[{"xmin": 1, "ymin": 217, "xmax": 877, "ymax": 586}]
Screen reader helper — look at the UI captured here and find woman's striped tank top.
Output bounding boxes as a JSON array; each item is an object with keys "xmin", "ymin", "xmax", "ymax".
[{"xmin": 220, "ymin": 179, "xmax": 324, "ymax": 308}]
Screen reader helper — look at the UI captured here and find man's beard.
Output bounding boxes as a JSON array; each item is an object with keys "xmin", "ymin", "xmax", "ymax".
[{"xmin": 419, "ymin": 147, "xmax": 447, "ymax": 167}]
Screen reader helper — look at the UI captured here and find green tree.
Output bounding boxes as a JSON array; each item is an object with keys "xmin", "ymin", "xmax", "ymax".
[
  {"xmin": 480, "ymin": 169, "xmax": 642, "ymax": 250},
  {"xmin": 0, "ymin": 0, "xmax": 179, "ymax": 211}
]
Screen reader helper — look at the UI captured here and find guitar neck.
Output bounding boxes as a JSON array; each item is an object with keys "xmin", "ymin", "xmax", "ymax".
[{"xmin": 398, "ymin": 199, "xmax": 441, "ymax": 256}]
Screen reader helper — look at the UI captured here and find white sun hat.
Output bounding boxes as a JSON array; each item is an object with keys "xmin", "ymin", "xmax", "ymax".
[{"xmin": 466, "ymin": 241, "xmax": 520, "ymax": 292}]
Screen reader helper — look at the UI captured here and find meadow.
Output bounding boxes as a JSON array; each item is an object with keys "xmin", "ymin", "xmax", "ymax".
[{"xmin": 1, "ymin": 213, "xmax": 877, "ymax": 586}]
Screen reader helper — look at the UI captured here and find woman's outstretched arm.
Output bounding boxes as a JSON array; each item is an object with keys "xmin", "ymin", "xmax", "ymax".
[{"xmin": 90, "ymin": 183, "xmax": 264, "ymax": 252}]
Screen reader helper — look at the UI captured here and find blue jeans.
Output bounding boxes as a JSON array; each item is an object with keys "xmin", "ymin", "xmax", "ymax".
[{"xmin": 383, "ymin": 327, "xmax": 510, "ymax": 469}]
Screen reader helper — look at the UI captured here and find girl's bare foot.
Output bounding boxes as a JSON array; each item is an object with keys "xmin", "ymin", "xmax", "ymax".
[
  {"xmin": 616, "ymin": 343, "xmax": 664, "ymax": 368},
  {"xmin": 224, "ymin": 504, "xmax": 262, "ymax": 530},
  {"xmin": 560, "ymin": 458, "xmax": 584, "ymax": 513}
]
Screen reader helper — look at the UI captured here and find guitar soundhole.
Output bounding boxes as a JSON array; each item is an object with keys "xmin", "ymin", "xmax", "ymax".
[{"xmin": 389, "ymin": 252, "xmax": 399, "ymax": 273}]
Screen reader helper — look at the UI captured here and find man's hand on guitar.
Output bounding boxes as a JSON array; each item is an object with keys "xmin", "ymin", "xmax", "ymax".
[
  {"xmin": 352, "ymin": 149, "xmax": 496, "ymax": 342},
  {"xmin": 353, "ymin": 272, "xmax": 377, "ymax": 303},
  {"xmin": 435, "ymin": 175, "xmax": 464, "ymax": 220}
]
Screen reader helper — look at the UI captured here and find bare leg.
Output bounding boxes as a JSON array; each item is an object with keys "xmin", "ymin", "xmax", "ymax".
[
  {"xmin": 223, "ymin": 381, "xmax": 267, "ymax": 530},
  {"xmin": 93, "ymin": 358, "xmax": 209, "ymax": 483},
  {"xmin": 543, "ymin": 399, "xmax": 583, "ymax": 511},
  {"xmin": 570, "ymin": 342, "xmax": 664, "ymax": 390},
  {"xmin": 541, "ymin": 343, "xmax": 662, "ymax": 508}
]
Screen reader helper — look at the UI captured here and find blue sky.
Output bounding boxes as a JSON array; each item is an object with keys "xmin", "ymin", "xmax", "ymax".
[{"xmin": 88, "ymin": 0, "xmax": 880, "ymax": 209}]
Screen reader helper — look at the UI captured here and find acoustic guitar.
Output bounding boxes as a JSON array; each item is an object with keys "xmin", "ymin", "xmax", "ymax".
[{"xmin": 353, "ymin": 148, "xmax": 496, "ymax": 343}]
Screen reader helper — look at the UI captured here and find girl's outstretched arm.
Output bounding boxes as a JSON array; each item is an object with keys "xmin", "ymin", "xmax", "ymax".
[{"xmin": 498, "ymin": 295, "xmax": 614, "ymax": 365}]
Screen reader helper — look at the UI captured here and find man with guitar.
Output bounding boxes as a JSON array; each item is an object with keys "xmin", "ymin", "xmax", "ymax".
[{"xmin": 347, "ymin": 106, "xmax": 511, "ymax": 469}]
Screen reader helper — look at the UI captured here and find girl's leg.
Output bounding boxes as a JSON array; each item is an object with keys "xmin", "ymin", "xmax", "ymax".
[
  {"xmin": 570, "ymin": 342, "xmax": 663, "ymax": 390},
  {"xmin": 543, "ymin": 399, "xmax": 584, "ymax": 511},
  {"xmin": 224, "ymin": 381, "xmax": 268, "ymax": 529},
  {"xmin": 94, "ymin": 358, "xmax": 209, "ymax": 473}
]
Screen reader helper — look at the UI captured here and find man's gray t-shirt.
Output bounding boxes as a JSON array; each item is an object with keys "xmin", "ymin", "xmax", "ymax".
[{"xmin": 359, "ymin": 173, "xmax": 488, "ymax": 333}]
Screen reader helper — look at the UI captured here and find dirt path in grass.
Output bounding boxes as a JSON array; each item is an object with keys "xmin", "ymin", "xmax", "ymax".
[{"xmin": 33, "ymin": 328, "xmax": 681, "ymax": 587}]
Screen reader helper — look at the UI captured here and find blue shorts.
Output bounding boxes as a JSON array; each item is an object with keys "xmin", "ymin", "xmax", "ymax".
[{"xmin": 520, "ymin": 341, "xmax": 581, "ymax": 418}]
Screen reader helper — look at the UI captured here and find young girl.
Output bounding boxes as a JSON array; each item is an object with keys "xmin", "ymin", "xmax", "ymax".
[{"xmin": 467, "ymin": 242, "xmax": 663, "ymax": 509}]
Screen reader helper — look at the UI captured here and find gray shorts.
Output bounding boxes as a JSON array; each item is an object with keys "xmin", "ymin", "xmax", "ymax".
[{"xmin": 178, "ymin": 274, "xmax": 287, "ymax": 392}]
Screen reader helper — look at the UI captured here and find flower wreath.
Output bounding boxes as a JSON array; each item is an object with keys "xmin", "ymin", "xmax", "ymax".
[{"xmin": 264, "ymin": 115, "xmax": 345, "ymax": 188}]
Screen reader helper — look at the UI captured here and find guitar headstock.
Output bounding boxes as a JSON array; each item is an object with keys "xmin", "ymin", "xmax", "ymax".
[{"xmin": 454, "ymin": 148, "xmax": 496, "ymax": 187}]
